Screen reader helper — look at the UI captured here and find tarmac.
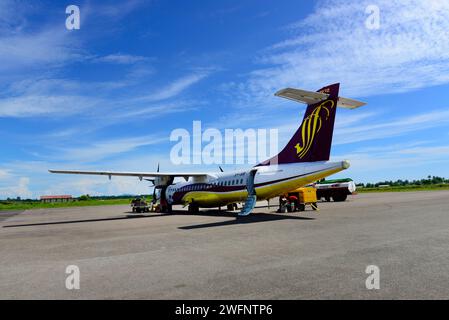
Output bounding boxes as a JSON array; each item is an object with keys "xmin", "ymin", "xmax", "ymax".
[{"xmin": 2, "ymin": 190, "xmax": 449, "ymax": 299}]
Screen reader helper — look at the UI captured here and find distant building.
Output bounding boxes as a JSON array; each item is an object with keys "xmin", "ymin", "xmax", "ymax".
[{"xmin": 40, "ymin": 195, "xmax": 73, "ymax": 203}]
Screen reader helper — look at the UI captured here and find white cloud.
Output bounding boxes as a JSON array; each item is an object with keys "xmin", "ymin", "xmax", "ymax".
[
  {"xmin": 0, "ymin": 177, "xmax": 32, "ymax": 199},
  {"xmin": 0, "ymin": 169, "xmax": 10, "ymax": 180},
  {"xmin": 333, "ymin": 142, "xmax": 449, "ymax": 183},
  {"xmin": 43, "ymin": 176, "xmax": 151, "ymax": 197},
  {"xmin": 138, "ymin": 73, "xmax": 209, "ymax": 102},
  {"xmin": 334, "ymin": 108, "xmax": 449, "ymax": 145},
  {"xmin": 115, "ymin": 101, "xmax": 198, "ymax": 120},
  {"xmin": 395, "ymin": 145, "xmax": 449, "ymax": 156},
  {"xmin": 0, "ymin": 0, "xmax": 29, "ymax": 34},
  {"xmin": 0, "ymin": 154, "xmax": 172, "ymax": 198},
  {"xmin": 90, "ymin": 0, "xmax": 147, "ymax": 19},
  {"xmin": 53, "ymin": 135, "xmax": 167, "ymax": 162},
  {"xmin": 240, "ymin": 0, "xmax": 449, "ymax": 103},
  {"xmin": 0, "ymin": 28, "xmax": 83, "ymax": 73},
  {"xmin": 93, "ymin": 53, "xmax": 151, "ymax": 64},
  {"xmin": 0, "ymin": 94, "xmax": 99, "ymax": 117}
]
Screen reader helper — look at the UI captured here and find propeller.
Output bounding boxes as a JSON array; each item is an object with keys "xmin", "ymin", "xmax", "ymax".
[{"xmin": 219, "ymin": 165, "xmax": 224, "ymax": 172}]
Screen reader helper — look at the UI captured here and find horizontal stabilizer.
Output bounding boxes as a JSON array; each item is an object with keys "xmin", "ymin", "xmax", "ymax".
[
  {"xmin": 336, "ymin": 96, "xmax": 366, "ymax": 109},
  {"xmin": 275, "ymin": 87, "xmax": 366, "ymax": 109}
]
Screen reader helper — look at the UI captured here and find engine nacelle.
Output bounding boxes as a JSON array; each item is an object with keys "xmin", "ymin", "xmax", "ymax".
[{"xmin": 154, "ymin": 176, "xmax": 172, "ymax": 187}]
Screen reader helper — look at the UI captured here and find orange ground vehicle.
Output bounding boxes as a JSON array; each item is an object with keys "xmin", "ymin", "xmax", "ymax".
[{"xmin": 278, "ymin": 187, "xmax": 318, "ymax": 212}]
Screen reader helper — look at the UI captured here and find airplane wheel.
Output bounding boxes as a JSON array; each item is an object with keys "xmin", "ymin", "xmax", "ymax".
[
  {"xmin": 189, "ymin": 203, "xmax": 199, "ymax": 213},
  {"xmin": 298, "ymin": 204, "xmax": 305, "ymax": 211}
]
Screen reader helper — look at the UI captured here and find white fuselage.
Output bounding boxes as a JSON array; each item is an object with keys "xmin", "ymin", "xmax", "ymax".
[{"xmin": 165, "ymin": 160, "xmax": 349, "ymax": 207}]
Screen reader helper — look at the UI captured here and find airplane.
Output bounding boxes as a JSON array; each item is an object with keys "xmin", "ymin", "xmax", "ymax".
[{"xmin": 50, "ymin": 83, "xmax": 365, "ymax": 216}]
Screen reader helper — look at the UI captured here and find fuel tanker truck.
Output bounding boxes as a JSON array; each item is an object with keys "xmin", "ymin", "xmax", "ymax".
[{"xmin": 315, "ymin": 178, "xmax": 356, "ymax": 202}]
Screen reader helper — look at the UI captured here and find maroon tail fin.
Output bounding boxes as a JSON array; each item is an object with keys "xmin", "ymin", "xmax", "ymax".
[{"xmin": 259, "ymin": 83, "xmax": 340, "ymax": 166}]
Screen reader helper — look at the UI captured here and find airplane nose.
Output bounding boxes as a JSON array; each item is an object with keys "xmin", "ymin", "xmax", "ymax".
[{"xmin": 342, "ymin": 160, "xmax": 350, "ymax": 169}]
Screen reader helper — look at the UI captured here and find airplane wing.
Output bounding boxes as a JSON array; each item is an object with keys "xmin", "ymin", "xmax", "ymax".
[
  {"xmin": 275, "ymin": 88, "xmax": 366, "ymax": 109},
  {"xmin": 49, "ymin": 169, "xmax": 210, "ymax": 180}
]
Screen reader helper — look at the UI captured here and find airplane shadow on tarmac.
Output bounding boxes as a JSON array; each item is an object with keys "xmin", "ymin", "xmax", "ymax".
[
  {"xmin": 177, "ymin": 210, "xmax": 315, "ymax": 230},
  {"xmin": 2, "ymin": 209, "xmax": 314, "ymax": 229}
]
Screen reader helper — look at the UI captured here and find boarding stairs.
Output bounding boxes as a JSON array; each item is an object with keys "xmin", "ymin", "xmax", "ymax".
[{"xmin": 239, "ymin": 170, "xmax": 257, "ymax": 216}]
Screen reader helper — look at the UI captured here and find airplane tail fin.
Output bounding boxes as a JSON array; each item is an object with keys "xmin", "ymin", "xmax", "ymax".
[{"xmin": 259, "ymin": 83, "xmax": 361, "ymax": 166}]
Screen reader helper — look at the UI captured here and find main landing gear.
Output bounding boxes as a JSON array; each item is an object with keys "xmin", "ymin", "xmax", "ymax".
[{"xmin": 188, "ymin": 203, "xmax": 200, "ymax": 213}]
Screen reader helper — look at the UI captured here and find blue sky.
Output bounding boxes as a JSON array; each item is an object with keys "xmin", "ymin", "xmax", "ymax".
[{"xmin": 1, "ymin": 0, "xmax": 449, "ymax": 198}]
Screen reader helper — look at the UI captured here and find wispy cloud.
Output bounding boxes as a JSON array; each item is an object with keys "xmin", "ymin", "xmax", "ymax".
[
  {"xmin": 89, "ymin": 0, "xmax": 147, "ymax": 19},
  {"xmin": 0, "ymin": 177, "xmax": 32, "ymax": 199},
  {"xmin": 115, "ymin": 100, "xmax": 198, "ymax": 119},
  {"xmin": 0, "ymin": 94, "xmax": 99, "ymax": 117},
  {"xmin": 0, "ymin": 169, "xmax": 10, "ymax": 180},
  {"xmin": 52, "ymin": 135, "xmax": 167, "ymax": 163},
  {"xmin": 0, "ymin": 73, "xmax": 202, "ymax": 119},
  {"xmin": 42, "ymin": 176, "xmax": 152, "ymax": 197},
  {"xmin": 237, "ymin": 0, "xmax": 449, "ymax": 104},
  {"xmin": 0, "ymin": 0, "xmax": 30, "ymax": 34},
  {"xmin": 334, "ymin": 108, "xmax": 449, "ymax": 145},
  {"xmin": 92, "ymin": 53, "xmax": 152, "ymax": 64},
  {"xmin": 138, "ymin": 72, "xmax": 210, "ymax": 102},
  {"xmin": 334, "ymin": 141, "xmax": 449, "ymax": 182},
  {"xmin": 0, "ymin": 28, "xmax": 83, "ymax": 73}
]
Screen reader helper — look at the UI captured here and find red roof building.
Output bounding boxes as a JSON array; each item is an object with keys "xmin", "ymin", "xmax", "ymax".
[{"xmin": 40, "ymin": 195, "xmax": 73, "ymax": 202}]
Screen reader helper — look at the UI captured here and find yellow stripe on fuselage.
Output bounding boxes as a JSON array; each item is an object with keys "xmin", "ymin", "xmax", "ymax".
[
  {"xmin": 180, "ymin": 165, "xmax": 344, "ymax": 207},
  {"xmin": 255, "ymin": 165, "xmax": 343, "ymax": 199}
]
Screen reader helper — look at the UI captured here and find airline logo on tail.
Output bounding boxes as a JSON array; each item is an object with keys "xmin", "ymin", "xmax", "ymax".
[{"xmin": 294, "ymin": 99, "xmax": 335, "ymax": 159}]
